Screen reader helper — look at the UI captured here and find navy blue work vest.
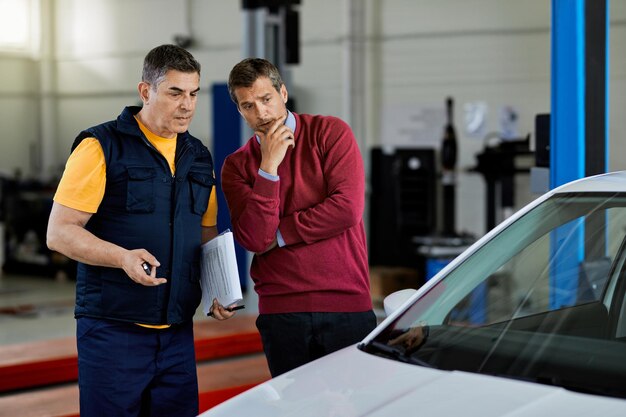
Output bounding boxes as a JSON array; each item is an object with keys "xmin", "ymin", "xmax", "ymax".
[{"xmin": 72, "ymin": 106, "xmax": 214, "ymax": 325}]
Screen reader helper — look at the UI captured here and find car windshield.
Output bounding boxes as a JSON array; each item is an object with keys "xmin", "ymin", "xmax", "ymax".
[{"xmin": 362, "ymin": 192, "xmax": 626, "ymax": 399}]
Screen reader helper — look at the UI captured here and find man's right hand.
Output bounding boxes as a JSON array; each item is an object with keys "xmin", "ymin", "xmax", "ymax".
[
  {"xmin": 47, "ymin": 202, "xmax": 167, "ymax": 286},
  {"xmin": 122, "ymin": 249, "xmax": 167, "ymax": 286},
  {"xmin": 258, "ymin": 114, "xmax": 294, "ymax": 175}
]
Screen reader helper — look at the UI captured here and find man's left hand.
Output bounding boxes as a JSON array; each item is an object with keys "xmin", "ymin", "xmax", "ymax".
[{"xmin": 209, "ymin": 298, "xmax": 236, "ymax": 320}]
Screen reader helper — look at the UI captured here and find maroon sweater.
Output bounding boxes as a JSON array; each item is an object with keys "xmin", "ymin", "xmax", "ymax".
[{"xmin": 221, "ymin": 113, "xmax": 372, "ymax": 314}]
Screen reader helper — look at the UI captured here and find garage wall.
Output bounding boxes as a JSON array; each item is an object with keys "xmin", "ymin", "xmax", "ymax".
[
  {"xmin": 0, "ymin": 56, "xmax": 40, "ymax": 177},
  {"xmin": 609, "ymin": 4, "xmax": 626, "ymax": 175},
  {"xmin": 52, "ymin": 0, "xmax": 242, "ymax": 171},
  {"xmin": 0, "ymin": 0, "xmax": 624, "ymax": 240},
  {"xmin": 372, "ymin": 0, "xmax": 551, "ymax": 236}
]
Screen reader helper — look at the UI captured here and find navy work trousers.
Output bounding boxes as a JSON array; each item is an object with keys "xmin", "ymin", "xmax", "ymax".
[
  {"xmin": 256, "ymin": 310, "xmax": 377, "ymax": 377},
  {"xmin": 76, "ymin": 317, "xmax": 198, "ymax": 417}
]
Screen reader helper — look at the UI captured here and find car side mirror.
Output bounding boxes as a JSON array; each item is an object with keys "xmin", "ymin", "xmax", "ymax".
[{"xmin": 383, "ymin": 288, "xmax": 417, "ymax": 316}]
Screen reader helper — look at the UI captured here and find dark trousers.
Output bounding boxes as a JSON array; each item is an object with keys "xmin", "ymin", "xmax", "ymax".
[
  {"xmin": 256, "ymin": 310, "xmax": 377, "ymax": 377},
  {"xmin": 76, "ymin": 317, "xmax": 198, "ymax": 417}
]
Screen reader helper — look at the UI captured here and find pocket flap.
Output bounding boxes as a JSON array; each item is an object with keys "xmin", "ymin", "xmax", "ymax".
[
  {"xmin": 127, "ymin": 166, "xmax": 156, "ymax": 180},
  {"xmin": 189, "ymin": 171, "xmax": 214, "ymax": 187}
]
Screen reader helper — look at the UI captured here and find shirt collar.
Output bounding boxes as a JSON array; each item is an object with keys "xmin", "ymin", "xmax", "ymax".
[{"xmin": 255, "ymin": 110, "xmax": 296, "ymax": 144}]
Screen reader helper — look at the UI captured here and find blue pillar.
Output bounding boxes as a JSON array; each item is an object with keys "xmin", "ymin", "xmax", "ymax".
[
  {"xmin": 549, "ymin": 0, "xmax": 609, "ymax": 308},
  {"xmin": 550, "ymin": 0, "xmax": 609, "ymax": 187},
  {"xmin": 212, "ymin": 83, "xmax": 248, "ymax": 290},
  {"xmin": 550, "ymin": 0, "xmax": 586, "ymax": 189},
  {"xmin": 550, "ymin": 0, "xmax": 586, "ymax": 309}
]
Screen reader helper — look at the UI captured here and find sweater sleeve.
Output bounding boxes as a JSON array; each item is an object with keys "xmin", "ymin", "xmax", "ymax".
[
  {"xmin": 279, "ymin": 118, "xmax": 365, "ymax": 246},
  {"xmin": 221, "ymin": 152, "xmax": 281, "ymax": 253}
]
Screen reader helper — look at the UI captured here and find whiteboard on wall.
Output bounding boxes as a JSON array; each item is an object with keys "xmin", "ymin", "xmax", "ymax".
[{"xmin": 380, "ymin": 103, "xmax": 445, "ymax": 148}]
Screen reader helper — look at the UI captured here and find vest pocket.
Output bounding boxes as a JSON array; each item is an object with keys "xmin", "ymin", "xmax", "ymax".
[
  {"xmin": 100, "ymin": 271, "xmax": 159, "ymax": 318},
  {"xmin": 180, "ymin": 261, "xmax": 202, "ymax": 315},
  {"xmin": 126, "ymin": 166, "xmax": 156, "ymax": 213},
  {"xmin": 188, "ymin": 170, "xmax": 214, "ymax": 215}
]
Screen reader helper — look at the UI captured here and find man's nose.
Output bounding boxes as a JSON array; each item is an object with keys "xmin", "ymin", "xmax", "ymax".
[
  {"xmin": 254, "ymin": 104, "xmax": 266, "ymax": 119},
  {"xmin": 181, "ymin": 95, "xmax": 194, "ymax": 110}
]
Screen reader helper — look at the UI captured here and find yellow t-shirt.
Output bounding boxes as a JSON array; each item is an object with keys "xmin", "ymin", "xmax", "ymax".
[
  {"xmin": 54, "ymin": 117, "xmax": 217, "ymax": 226},
  {"xmin": 54, "ymin": 118, "xmax": 217, "ymax": 329}
]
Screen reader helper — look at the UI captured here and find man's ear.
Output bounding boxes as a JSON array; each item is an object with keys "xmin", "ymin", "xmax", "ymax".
[
  {"xmin": 280, "ymin": 84, "xmax": 288, "ymax": 104},
  {"xmin": 138, "ymin": 81, "xmax": 151, "ymax": 104}
]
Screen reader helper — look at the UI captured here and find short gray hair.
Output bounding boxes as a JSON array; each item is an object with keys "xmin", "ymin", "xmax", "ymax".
[{"xmin": 142, "ymin": 44, "xmax": 201, "ymax": 89}]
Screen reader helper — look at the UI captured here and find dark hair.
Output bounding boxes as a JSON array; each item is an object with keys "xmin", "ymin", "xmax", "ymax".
[
  {"xmin": 142, "ymin": 44, "xmax": 201, "ymax": 89},
  {"xmin": 227, "ymin": 58, "xmax": 283, "ymax": 104}
]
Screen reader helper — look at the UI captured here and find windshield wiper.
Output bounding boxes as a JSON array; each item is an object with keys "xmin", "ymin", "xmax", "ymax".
[{"xmin": 365, "ymin": 340, "xmax": 434, "ymax": 368}]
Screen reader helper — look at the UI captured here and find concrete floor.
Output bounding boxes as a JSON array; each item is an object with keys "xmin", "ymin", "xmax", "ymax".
[
  {"xmin": 0, "ymin": 272, "xmax": 259, "ymax": 345},
  {"xmin": 0, "ymin": 269, "xmax": 388, "ymax": 347}
]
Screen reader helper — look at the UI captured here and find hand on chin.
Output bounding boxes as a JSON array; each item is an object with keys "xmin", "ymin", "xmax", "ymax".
[{"xmin": 256, "ymin": 121, "xmax": 273, "ymax": 133}]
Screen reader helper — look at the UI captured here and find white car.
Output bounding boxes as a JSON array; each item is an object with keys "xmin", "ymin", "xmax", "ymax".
[{"xmin": 200, "ymin": 171, "xmax": 626, "ymax": 417}]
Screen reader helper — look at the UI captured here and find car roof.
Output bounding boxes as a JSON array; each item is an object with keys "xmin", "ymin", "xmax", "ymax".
[{"xmin": 554, "ymin": 171, "xmax": 626, "ymax": 193}]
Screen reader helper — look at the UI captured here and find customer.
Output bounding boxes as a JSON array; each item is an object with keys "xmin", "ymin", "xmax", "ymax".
[
  {"xmin": 222, "ymin": 58, "xmax": 376, "ymax": 377},
  {"xmin": 46, "ymin": 44, "xmax": 235, "ymax": 417}
]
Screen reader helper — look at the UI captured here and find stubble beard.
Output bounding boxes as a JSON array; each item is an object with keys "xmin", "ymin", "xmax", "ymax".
[{"xmin": 254, "ymin": 109, "xmax": 288, "ymax": 133}]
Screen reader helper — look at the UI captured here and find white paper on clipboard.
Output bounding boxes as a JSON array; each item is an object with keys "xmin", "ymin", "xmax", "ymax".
[{"xmin": 199, "ymin": 229, "xmax": 243, "ymax": 316}]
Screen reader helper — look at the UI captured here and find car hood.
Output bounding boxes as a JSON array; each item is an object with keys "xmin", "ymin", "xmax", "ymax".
[{"xmin": 202, "ymin": 346, "xmax": 626, "ymax": 417}]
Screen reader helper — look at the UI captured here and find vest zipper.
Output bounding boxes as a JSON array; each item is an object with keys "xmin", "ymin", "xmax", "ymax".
[{"xmin": 139, "ymin": 133, "xmax": 172, "ymax": 176}]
